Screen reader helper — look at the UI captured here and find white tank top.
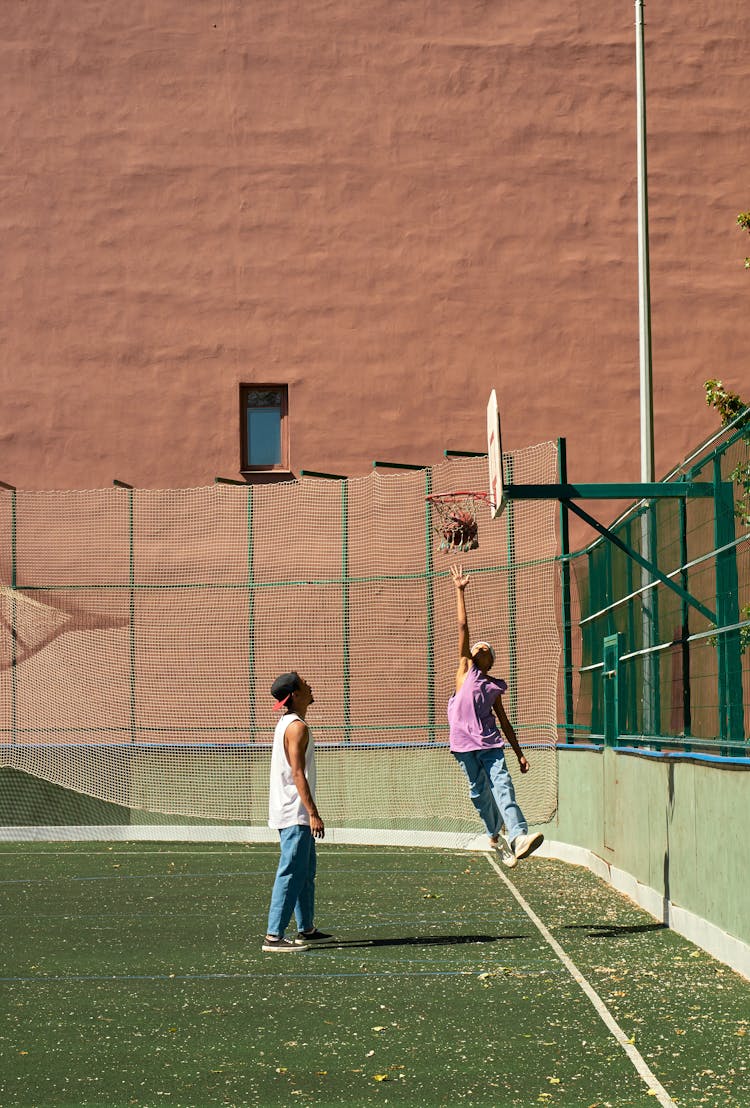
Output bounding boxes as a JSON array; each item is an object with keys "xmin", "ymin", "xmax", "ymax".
[{"xmin": 268, "ymin": 712, "xmax": 316, "ymax": 829}]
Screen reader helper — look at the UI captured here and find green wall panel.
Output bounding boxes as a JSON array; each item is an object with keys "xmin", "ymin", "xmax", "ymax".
[{"xmin": 536, "ymin": 747, "xmax": 749, "ymax": 950}]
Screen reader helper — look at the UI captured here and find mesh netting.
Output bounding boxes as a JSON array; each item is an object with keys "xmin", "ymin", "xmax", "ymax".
[{"xmin": 0, "ymin": 445, "xmax": 560, "ymax": 840}]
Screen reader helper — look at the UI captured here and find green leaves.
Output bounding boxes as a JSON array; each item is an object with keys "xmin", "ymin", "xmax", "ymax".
[
  {"xmin": 703, "ymin": 379, "xmax": 748, "ymax": 428},
  {"xmin": 737, "ymin": 212, "xmax": 750, "ymax": 269}
]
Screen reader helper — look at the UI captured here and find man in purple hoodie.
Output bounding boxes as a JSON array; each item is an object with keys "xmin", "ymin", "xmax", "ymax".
[{"xmin": 448, "ymin": 565, "xmax": 544, "ymax": 868}]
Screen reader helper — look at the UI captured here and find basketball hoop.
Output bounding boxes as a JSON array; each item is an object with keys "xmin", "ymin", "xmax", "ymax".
[{"xmin": 425, "ymin": 491, "xmax": 491, "ymax": 553}]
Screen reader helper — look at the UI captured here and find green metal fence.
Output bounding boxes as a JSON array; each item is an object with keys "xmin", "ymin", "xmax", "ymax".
[{"xmin": 563, "ymin": 409, "xmax": 750, "ymax": 755}]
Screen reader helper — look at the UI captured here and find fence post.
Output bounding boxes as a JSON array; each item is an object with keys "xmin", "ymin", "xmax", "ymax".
[
  {"xmin": 424, "ymin": 469, "xmax": 436, "ymax": 742},
  {"xmin": 603, "ymin": 632, "xmax": 625, "ymax": 745},
  {"xmin": 505, "ymin": 455, "xmax": 518, "ymax": 725},
  {"xmin": 713, "ymin": 467, "xmax": 745, "ymax": 749},
  {"xmin": 589, "ymin": 545, "xmax": 603, "ymax": 737},
  {"xmin": 247, "ymin": 487, "xmax": 256, "ymax": 741},
  {"xmin": 557, "ymin": 439, "xmax": 575, "ymax": 742},
  {"xmin": 624, "ymin": 518, "xmax": 638, "ymax": 732},
  {"xmin": 124, "ymin": 487, "xmax": 137, "ymax": 743},
  {"xmin": 10, "ymin": 489, "xmax": 17, "ymax": 745},
  {"xmin": 678, "ymin": 495, "xmax": 692, "ymax": 745},
  {"xmin": 341, "ymin": 479, "xmax": 351, "ymax": 744}
]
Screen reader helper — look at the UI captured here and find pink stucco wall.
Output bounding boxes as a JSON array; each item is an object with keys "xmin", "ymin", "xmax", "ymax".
[{"xmin": 2, "ymin": 2, "xmax": 748, "ymax": 544}]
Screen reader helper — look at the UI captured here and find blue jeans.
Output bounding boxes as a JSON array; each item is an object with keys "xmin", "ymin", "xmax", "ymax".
[
  {"xmin": 453, "ymin": 747, "xmax": 527, "ymax": 844},
  {"xmin": 266, "ymin": 824, "xmax": 317, "ymax": 938}
]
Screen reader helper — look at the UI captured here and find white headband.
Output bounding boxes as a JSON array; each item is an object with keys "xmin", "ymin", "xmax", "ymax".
[{"xmin": 471, "ymin": 641, "xmax": 495, "ymax": 663}]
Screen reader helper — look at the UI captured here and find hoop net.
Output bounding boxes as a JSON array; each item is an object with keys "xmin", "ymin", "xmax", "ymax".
[{"xmin": 426, "ymin": 491, "xmax": 491, "ymax": 553}]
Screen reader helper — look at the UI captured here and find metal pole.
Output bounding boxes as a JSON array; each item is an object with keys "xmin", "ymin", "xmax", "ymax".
[
  {"xmin": 635, "ymin": 0, "xmax": 656, "ymax": 735},
  {"xmin": 635, "ymin": 0, "xmax": 654, "ymax": 481}
]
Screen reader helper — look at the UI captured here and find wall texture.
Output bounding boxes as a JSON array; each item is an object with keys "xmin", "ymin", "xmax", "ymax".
[{"xmin": 2, "ymin": 2, "xmax": 748, "ymax": 547}]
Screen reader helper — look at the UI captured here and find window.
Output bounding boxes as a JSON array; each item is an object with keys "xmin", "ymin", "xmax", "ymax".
[{"xmin": 240, "ymin": 385, "xmax": 289, "ymax": 472}]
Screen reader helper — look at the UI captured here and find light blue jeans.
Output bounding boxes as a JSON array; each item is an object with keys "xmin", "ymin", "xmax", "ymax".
[
  {"xmin": 453, "ymin": 747, "xmax": 527, "ymax": 844},
  {"xmin": 266, "ymin": 824, "xmax": 317, "ymax": 938}
]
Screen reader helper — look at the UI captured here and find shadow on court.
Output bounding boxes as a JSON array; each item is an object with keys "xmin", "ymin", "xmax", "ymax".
[
  {"xmin": 561, "ymin": 921, "xmax": 667, "ymax": 939},
  {"xmin": 316, "ymin": 932, "xmax": 529, "ymax": 950}
]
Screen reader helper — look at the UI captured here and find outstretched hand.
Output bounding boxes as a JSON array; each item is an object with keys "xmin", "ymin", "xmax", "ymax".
[{"xmin": 451, "ymin": 564, "xmax": 469, "ymax": 590}]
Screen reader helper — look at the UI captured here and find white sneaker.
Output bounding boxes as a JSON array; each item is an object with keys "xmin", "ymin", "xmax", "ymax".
[
  {"xmin": 512, "ymin": 832, "xmax": 544, "ymax": 860},
  {"xmin": 491, "ymin": 835, "xmax": 518, "ymax": 868}
]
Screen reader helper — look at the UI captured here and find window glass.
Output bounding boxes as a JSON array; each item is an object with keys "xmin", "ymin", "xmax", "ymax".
[
  {"xmin": 247, "ymin": 406, "xmax": 281, "ymax": 465},
  {"xmin": 241, "ymin": 385, "xmax": 287, "ymax": 470}
]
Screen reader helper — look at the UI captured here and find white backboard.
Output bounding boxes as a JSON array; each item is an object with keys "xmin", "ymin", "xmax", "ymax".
[{"xmin": 486, "ymin": 389, "xmax": 505, "ymax": 519}]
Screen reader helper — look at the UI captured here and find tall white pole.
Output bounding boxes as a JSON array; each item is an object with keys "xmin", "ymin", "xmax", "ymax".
[
  {"xmin": 635, "ymin": 0, "xmax": 654, "ymax": 482},
  {"xmin": 635, "ymin": 0, "xmax": 656, "ymax": 738}
]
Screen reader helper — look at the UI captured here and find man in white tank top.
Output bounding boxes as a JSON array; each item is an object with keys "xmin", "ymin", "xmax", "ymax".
[{"xmin": 263, "ymin": 671, "xmax": 334, "ymax": 952}]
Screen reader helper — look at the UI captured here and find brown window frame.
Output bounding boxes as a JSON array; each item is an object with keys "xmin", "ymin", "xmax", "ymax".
[{"xmin": 240, "ymin": 384, "xmax": 290, "ymax": 474}]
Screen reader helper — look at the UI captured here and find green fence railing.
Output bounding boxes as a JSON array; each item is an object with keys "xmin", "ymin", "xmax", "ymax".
[{"xmin": 566, "ymin": 408, "xmax": 750, "ymax": 754}]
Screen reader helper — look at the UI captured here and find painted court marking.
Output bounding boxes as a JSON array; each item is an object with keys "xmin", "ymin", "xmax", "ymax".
[
  {"xmin": 0, "ymin": 849, "xmax": 453, "ymax": 856},
  {"xmin": 0, "ymin": 969, "xmax": 485, "ymax": 984},
  {"xmin": 485, "ymin": 853, "xmax": 678, "ymax": 1108}
]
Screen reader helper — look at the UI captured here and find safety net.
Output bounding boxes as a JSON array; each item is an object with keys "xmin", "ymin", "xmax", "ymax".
[{"xmin": 0, "ymin": 445, "xmax": 560, "ymax": 841}]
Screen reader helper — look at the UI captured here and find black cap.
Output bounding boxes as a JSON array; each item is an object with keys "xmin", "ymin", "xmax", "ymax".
[{"xmin": 271, "ymin": 671, "xmax": 300, "ymax": 711}]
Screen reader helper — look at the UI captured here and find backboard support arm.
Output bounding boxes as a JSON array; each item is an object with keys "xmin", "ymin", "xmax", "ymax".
[{"xmin": 502, "ymin": 480, "xmax": 718, "ymax": 624}]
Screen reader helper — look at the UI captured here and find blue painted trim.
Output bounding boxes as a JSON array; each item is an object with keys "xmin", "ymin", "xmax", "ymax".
[
  {"xmin": 553, "ymin": 742, "xmax": 750, "ymax": 767},
  {"xmin": 613, "ymin": 746, "xmax": 750, "ymax": 767}
]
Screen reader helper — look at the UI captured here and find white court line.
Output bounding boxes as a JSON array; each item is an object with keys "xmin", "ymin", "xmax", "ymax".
[
  {"xmin": 0, "ymin": 849, "xmax": 280, "ymax": 857},
  {"xmin": 0, "ymin": 848, "xmax": 460, "ymax": 857},
  {"xmin": 485, "ymin": 853, "xmax": 678, "ymax": 1108}
]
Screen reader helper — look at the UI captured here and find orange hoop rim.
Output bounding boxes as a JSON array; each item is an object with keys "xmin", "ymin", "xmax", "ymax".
[{"xmin": 425, "ymin": 490, "xmax": 492, "ymax": 505}]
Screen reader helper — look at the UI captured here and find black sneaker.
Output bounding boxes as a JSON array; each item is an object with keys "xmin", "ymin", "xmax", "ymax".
[
  {"xmin": 295, "ymin": 928, "xmax": 335, "ymax": 945},
  {"xmin": 262, "ymin": 936, "xmax": 309, "ymax": 952}
]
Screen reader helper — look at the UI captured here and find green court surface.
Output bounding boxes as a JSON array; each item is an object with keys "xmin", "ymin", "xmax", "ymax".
[{"xmin": 0, "ymin": 843, "xmax": 747, "ymax": 1108}]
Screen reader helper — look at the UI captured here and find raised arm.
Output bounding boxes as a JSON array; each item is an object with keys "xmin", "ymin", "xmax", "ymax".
[{"xmin": 450, "ymin": 564, "xmax": 473, "ymax": 689}]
